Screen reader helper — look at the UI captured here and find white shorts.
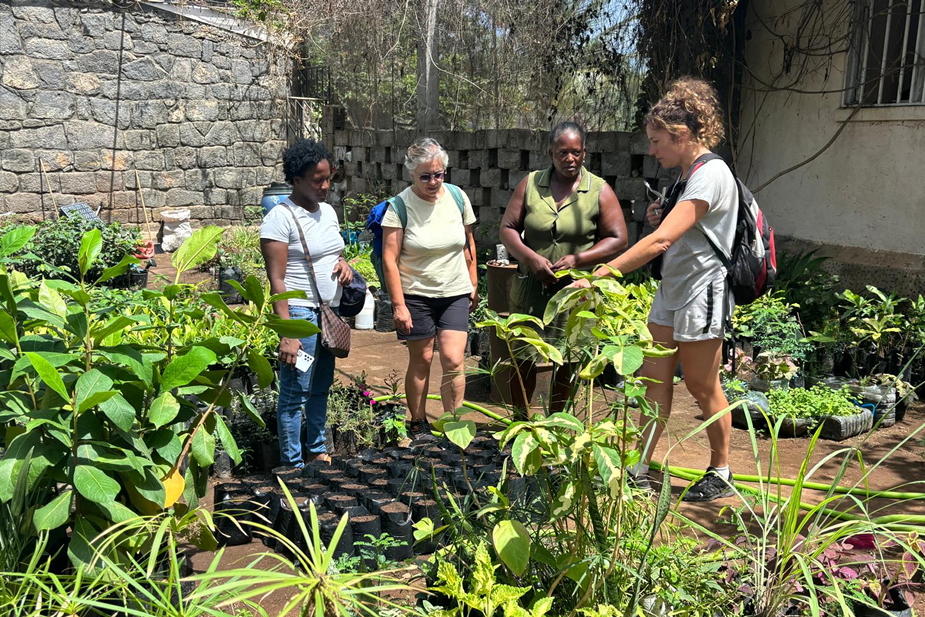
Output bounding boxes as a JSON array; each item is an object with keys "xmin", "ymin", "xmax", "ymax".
[{"xmin": 649, "ymin": 275, "xmax": 731, "ymax": 342}]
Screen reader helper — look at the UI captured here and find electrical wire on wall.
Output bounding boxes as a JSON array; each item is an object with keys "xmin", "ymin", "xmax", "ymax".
[{"xmin": 107, "ymin": 10, "xmax": 128, "ymax": 223}]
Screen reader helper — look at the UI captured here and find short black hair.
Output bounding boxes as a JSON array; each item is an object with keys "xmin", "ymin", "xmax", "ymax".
[
  {"xmin": 549, "ymin": 121, "xmax": 586, "ymax": 147},
  {"xmin": 282, "ymin": 138, "xmax": 333, "ymax": 184}
]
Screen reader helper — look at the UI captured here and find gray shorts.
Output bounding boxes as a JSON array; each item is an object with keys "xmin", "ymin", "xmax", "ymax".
[
  {"xmin": 398, "ymin": 294, "xmax": 469, "ymax": 341},
  {"xmin": 649, "ymin": 275, "xmax": 731, "ymax": 342}
]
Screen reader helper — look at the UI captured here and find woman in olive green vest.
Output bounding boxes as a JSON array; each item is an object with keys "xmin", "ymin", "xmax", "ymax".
[{"xmin": 499, "ymin": 122, "xmax": 627, "ymax": 414}]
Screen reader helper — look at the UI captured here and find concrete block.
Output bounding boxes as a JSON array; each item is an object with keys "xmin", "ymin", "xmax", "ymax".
[
  {"xmin": 449, "ymin": 169, "xmax": 471, "ymax": 187},
  {"xmin": 508, "ymin": 170, "xmax": 529, "ymax": 189},
  {"xmin": 466, "ymin": 150, "xmax": 485, "ymax": 170},
  {"xmin": 480, "ymin": 168, "xmax": 502, "ymax": 188},
  {"xmin": 612, "ymin": 178, "xmax": 646, "ymax": 202},
  {"xmin": 153, "ymin": 170, "xmax": 186, "ymax": 190},
  {"xmin": 629, "ymin": 132, "xmax": 649, "ymax": 155},
  {"xmin": 642, "ymin": 155, "xmax": 659, "ymax": 178},
  {"xmin": 497, "ymin": 149, "xmax": 521, "ymax": 170},
  {"xmin": 491, "ymin": 188, "xmax": 514, "ymax": 208},
  {"xmin": 369, "ymin": 147, "xmax": 387, "ymax": 164},
  {"xmin": 352, "ymin": 147, "xmax": 367, "ymax": 162},
  {"xmin": 602, "ymin": 155, "xmax": 632, "ymax": 177}
]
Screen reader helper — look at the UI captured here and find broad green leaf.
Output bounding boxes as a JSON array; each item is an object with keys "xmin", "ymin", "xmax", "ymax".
[
  {"xmin": 74, "ymin": 465, "xmax": 120, "ymax": 504},
  {"xmin": 75, "ymin": 369, "xmax": 114, "ymax": 413},
  {"xmin": 34, "ymin": 490, "xmax": 73, "ymax": 531},
  {"xmin": 611, "ymin": 345, "xmax": 644, "ymax": 376},
  {"xmin": 191, "ymin": 426, "xmax": 216, "ymax": 467},
  {"xmin": 99, "ymin": 394, "xmax": 136, "ymax": 432},
  {"xmin": 237, "ymin": 391, "xmax": 266, "ymax": 429},
  {"xmin": 78, "ymin": 390, "xmax": 117, "ymax": 413},
  {"xmin": 247, "ymin": 349, "xmax": 274, "ymax": 389},
  {"xmin": 269, "ymin": 290, "xmax": 308, "ymax": 303},
  {"xmin": 0, "ymin": 225, "xmax": 36, "ymax": 257},
  {"xmin": 533, "ymin": 412, "xmax": 584, "ymax": 433},
  {"xmin": 91, "ymin": 316, "xmax": 137, "ymax": 345},
  {"xmin": 78, "ymin": 228, "xmax": 103, "ymax": 277},
  {"xmin": 38, "ymin": 281, "xmax": 68, "ymax": 318},
  {"xmin": 243, "ymin": 275, "xmax": 265, "ymax": 307},
  {"xmin": 127, "ymin": 468, "xmax": 166, "ymax": 510},
  {"xmin": 444, "ymin": 420, "xmax": 476, "ymax": 451},
  {"xmin": 511, "ymin": 431, "xmax": 541, "ymax": 476},
  {"xmin": 549, "ymin": 481, "xmax": 576, "ymax": 520},
  {"xmin": 152, "ymin": 430, "xmax": 183, "ymax": 464},
  {"xmin": 214, "ymin": 414, "xmax": 241, "ymax": 465},
  {"xmin": 67, "ymin": 518, "xmax": 99, "ymax": 570},
  {"xmin": 0, "ymin": 311, "xmax": 18, "ymax": 346},
  {"xmin": 96, "ymin": 254, "xmax": 140, "ymax": 284},
  {"xmin": 160, "ymin": 346, "xmax": 217, "ymax": 391},
  {"xmin": 172, "ymin": 226, "xmax": 224, "ymax": 276},
  {"xmin": 592, "ymin": 444, "xmax": 623, "ymax": 498},
  {"xmin": 492, "ymin": 520, "xmax": 531, "ymax": 576},
  {"xmin": 264, "ymin": 315, "xmax": 321, "ymax": 338},
  {"xmin": 201, "ymin": 292, "xmax": 240, "ymax": 321},
  {"xmin": 25, "ymin": 352, "xmax": 69, "ymax": 401},
  {"xmin": 148, "ymin": 393, "xmax": 180, "ymax": 429},
  {"xmin": 98, "ymin": 346, "xmax": 153, "ymax": 388},
  {"xmin": 94, "ymin": 500, "xmax": 138, "ymax": 525}
]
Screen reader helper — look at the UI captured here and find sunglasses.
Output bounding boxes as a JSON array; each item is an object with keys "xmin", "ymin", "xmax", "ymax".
[{"xmin": 418, "ymin": 171, "xmax": 446, "ymax": 183}]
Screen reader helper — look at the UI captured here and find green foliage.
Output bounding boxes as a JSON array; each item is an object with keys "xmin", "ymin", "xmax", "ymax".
[
  {"xmin": 0, "ymin": 225, "xmax": 307, "ymax": 569},
  {"xmin": 768, "ymin": 385, "xmax": 861, "ymax": 420},
  {"xmin": 12, "ymin": 217, "xmax": 141, "ymax": 284},
  {"xmin": 213, "ymin": 225, "xmax": 266, "ymax": 286},
  {"xmin": 733, "ymin": 292, "xmax": 811, "ymax": 362}
]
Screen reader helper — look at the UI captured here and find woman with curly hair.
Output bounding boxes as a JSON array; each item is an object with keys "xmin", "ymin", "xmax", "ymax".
[
  {"xmin": 571, "ymin": 77, "xmax": 737, "ymax": 502},
  {"xmin": 260, "ymin": 138, "xmax": 352, "ymax": 467}
]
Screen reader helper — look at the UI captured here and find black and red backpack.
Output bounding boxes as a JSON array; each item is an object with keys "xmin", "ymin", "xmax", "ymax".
[{"xmin": 651, "ymin": 153, "xmax": 777, "ymax": 305}]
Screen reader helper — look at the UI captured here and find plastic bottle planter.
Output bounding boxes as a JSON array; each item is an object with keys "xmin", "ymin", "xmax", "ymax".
[{"xmin": 818, "ymin": 411, "xmax": 874, "ymax": 441}]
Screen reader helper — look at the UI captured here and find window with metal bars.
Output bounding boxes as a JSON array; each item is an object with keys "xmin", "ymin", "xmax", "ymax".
[{"xmin": 845, "ymin": 0, "xmax": 925, "ymax": 106}]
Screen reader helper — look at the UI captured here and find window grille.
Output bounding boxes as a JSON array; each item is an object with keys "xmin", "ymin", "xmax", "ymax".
[{"xmin": 845, "ymin": 0, "xmax": 925, "ymax": 105}]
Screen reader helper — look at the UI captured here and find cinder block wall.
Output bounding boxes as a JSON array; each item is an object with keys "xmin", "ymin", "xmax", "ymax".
[
  {"xmin": 0, "ymin": 0, "xmax": 289, "ymax": 227},
  {"xmin": 326, "ymin": 121, "xmax": 661, "ymax": 252}
]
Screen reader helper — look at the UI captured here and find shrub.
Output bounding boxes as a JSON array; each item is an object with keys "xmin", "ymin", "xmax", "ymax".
[{"xmin": 14, "ymin": 217, "xmax": 141, "ymax": 283}]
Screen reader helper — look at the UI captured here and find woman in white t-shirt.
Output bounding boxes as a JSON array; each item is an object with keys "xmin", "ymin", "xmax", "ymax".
[
  {"xmin": 571, "ymin": 78, "xmax": 737, "ymax": 502},
  {"xmin": 260, "ymin": 139, "xmax": 352, "ymax": 468},
  {"xmin": 381, "ymin": 138, "xmax": 478, "ymax": 438}
]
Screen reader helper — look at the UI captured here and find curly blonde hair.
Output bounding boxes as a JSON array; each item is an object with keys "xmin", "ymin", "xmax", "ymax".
[{"xmin": 645, "ymin": 77, "xmax": 724, "ymax": 149}]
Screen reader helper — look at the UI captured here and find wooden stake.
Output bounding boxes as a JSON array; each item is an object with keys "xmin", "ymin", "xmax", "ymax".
[
  {"xmin": 39, "ymin": 159, "xmax": 58, "ymax": 219},
  {"xmin": 134, "ymin": 170, "xmax": 154, "ymax": 242}
]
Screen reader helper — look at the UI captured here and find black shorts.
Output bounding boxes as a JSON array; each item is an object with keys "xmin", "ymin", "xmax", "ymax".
[{"xmin": 398, "ymin": 294, "xmax": 469, "ymax": 341}]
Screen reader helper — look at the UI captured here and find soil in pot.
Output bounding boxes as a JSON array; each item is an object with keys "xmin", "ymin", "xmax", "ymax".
[
  {"xmin": 325, "ymin": 493, "xmax": 358, "ymax": 514},
  {"xmin": 369, "ymin": 478, "xmax": 390, "ymax": 494},
  {"xmin": 379, "ymin": 501, "xmax": 413, "ymax": 560},
  {"xmin": 317, "ymin": 510, "xmax": 354, "ymax": 558},
  {"xmin": 358, "ymin": 466, "xmax": 388, "ymax": 484},
  {"xmin": 363, "ymin": 492, "xmax": 394, "ymax": 514}
]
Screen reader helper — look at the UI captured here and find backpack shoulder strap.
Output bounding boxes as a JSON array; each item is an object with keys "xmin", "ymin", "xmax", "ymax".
[
  {"xmin": 444, "ymin": 183, "xmax": 466, "ymax": 217},
  {"xmin": 444, "ymin": 183, "xmax": 473, "ymax": 261},
  {"xmin": 388, "ymin": 195, "xmax": 408, "ymax": 229}
]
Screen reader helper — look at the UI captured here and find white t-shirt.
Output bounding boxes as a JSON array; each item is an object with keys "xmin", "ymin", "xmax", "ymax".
[
  {"xmin": 381, "ymin": 186, "xmax": 476, "ymax": 298},
  {"xmin": 259, "ymin": 198, "xmax": 345, "ymax": 307},
  {"xmin": 660, "ymin": 159, "xmax": 737, "ymax": 310}
]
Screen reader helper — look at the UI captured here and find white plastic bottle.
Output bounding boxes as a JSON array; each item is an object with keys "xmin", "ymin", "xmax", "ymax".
[{"xmin": 355, "ymin": 289, "xmax": 375, "ymax": 330}]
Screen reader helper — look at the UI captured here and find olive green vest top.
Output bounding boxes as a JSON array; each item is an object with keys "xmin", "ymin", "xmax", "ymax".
[{"xmin": 510, "ymin": 166, "xmax": 607, "ymax": 317}]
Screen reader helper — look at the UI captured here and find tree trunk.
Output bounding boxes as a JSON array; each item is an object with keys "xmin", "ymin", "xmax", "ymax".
[{"xmin": 417, "ymin": 0, "xmax": 440, "ymax": 132}]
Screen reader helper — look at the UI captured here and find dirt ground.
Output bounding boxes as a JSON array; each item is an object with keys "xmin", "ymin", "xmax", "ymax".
[{"xmin": 187, "ymin": 328, "xmax": 925, "ymax": 615}]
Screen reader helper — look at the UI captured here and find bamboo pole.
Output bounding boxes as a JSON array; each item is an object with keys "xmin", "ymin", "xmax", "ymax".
[
  {"xmin": 134, "ymin": 170, "xmax": 154, "ymax": 242},
  {"xmin": 39, "ymin": 160, "xmax": 58, "ymax": 219}
]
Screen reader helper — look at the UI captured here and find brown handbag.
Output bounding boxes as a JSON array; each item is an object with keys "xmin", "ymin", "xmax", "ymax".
[{"xmin": 281, "ymin": 204, "xmax": 352, "ymax": 358}]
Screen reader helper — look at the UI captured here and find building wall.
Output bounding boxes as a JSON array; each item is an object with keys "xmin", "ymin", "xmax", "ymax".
[
  {"xmin": 326, "ymin": 123, "xmax": 659, "ymax": 252},
  {"xmin": 738, "ymin": 0, "xmax": 925, "ymax": 294},
  {"xmin": 0, "ymin": 0, "xmax": 289, "ymax": 227}
]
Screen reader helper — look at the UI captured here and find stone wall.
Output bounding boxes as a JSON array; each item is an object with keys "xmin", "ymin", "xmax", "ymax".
[
  {"xmin": 327, "ymin": 123, "xmax": 661, "ymax": 251},
  {"xmin": 0, "ymin": 0, "xmax": 289, "ymax": 228}
]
